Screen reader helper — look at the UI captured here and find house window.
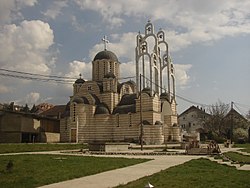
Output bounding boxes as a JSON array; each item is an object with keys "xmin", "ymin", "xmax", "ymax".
[{"xmin": 87, "ymin": 86, "xmax": 92, "ymax": 91}]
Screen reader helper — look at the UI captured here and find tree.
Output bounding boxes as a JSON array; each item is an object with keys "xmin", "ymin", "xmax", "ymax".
[
  {"xmin": 233, "ymin": 128, "xmax": 248, "ymax": 143},
  {"xmin": 30, "ymin": 104, "xmax": 37, "ymax": 113},
  {"xmin": 22, "ymin": 104, "xmax": 30, "ymax": 113},
  {"xmin": 204, "ymin": 101, "xmax": 229, "ymax": 142}
]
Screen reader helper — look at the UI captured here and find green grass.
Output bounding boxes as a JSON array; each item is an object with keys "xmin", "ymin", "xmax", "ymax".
[
  {"xmin": 223, "ymin": 152, "xmax": 250, "ymax": 164},
  {"xmin": 234, "ymin": 144, "xmax": 250, "ymax": 153},
  {"xmin": 0, "ymin": 143, "xmax": 86, "ymax": 154},
  {"xmin": 116, "ymin": 158, "xmax": 250, "ymax": 188},
  {"xmin": 0, "ymin": 154, "xmax": 149, "ymax": 188}
]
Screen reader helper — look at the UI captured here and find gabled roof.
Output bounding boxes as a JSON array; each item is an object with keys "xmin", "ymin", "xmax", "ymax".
[
  {"xmin": 40, "ymin": 105, "xmax": 66, "ymax": 117},
  {"xmin": 224, "ymin": 108, "xmax": 248, "ymax": 121},
  {"xmin": 178, "ymin": 105, "xmax": 210, "ymax": 117}
]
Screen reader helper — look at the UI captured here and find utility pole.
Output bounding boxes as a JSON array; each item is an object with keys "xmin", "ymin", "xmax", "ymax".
[
  {"xmin": 230, "ymin": 101, "xmax": 234, "ymax": 144},
  {"xmin": 140, "ymin": 74, "xmax": 143, "ymax": 151}
]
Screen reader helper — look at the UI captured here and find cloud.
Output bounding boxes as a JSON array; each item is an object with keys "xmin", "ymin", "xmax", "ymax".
[
  {"xmin": 89, "ymin": 32, "xmax": 136, "ymax": 61},
  {"xmin": 75, "ymin": 0, "xmax": 250, "ymax": 51},
  {"xmin": 174, "ymin": 64, "xmax": 192, "ymax": 89},
  {"xmin": 25, "ymin": 92, "xmax": 40, "ymax": 105},
  {"xmin": 0, "ymin": 20, "xmax": 54, "ymax": 74},
  {"xmin": 75, "ymin": 0, "xmax": 125, "ymax": 27},
  {"xmin": 0, "ymin": 84, "xmax": 11, "ymax": 94},
  {"xmin": 42, "ymin": 0, "xmax": 68, "ymax": 20},
  {"xmin": 65, "ymin": 60, "xmax": 92, "ymax": 80},
  {"xmin": 0, "ymin": 0, "xmax": 37, "ymax": 24},
  {"xmin": 120, "ymin": 61, "xmax": 136, "ymax": 78},
  {"xmin": 71, "ymin": 15, "xmax": 85, "ymax": 32},
  {"xmin": 0, "ymin": 19, "xmax": 55, "ymax": 102}
]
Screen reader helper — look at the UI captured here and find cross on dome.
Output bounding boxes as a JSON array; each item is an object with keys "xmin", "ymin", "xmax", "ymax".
[{"xmin": 102, "ymin": 35, "xmax": 109, "ymax": 50}]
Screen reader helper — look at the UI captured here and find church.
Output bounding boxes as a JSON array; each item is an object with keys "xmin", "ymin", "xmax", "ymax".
[{"xmin": 60, "ymin": 21, "xmax": 182, "ymax": 144}]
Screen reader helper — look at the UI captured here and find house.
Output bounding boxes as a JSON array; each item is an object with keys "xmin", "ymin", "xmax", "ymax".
[
  {"xmin": 178, "ymin": 106, "xmax": 211, "ymax": 141},
  {"xmin": 40, "ymin": 105, "xmax": 66, "ymax": 119},
  {"xmin": 0, "ymin": 109, "xmax": 60, "ymax": 143}
]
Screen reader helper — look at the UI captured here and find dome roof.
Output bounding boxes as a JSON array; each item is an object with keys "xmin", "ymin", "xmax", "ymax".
[
  {"xmin": 75, "ymin": 78, "xmax": 85, "ymax": 84},
  {"xmin": 72, "ymin": 97, "xmax": 89, "ymax": 104},
  {"xmin": 119, "ymin": 94, "xmax": 137, "ymax": 106},
  {"xmin": 72, "ymin": 97, "xmax": 84, "ymax": 104},
  {"xmin": 95, "ymin": 104, "xmax": 110, "ymax": 114},
  {"xmin": 93, "ymin": 50, "xmax": 118, "ymax": 61},
  {"xmin": 141, "ymin": 87, "xmax": 152, "ymax": 96},
  {"xmin": 160, "ymin": 92, "xmax": 169, "ymax": 101},
  {"xmin": 113, "ymin": 104, "xmax": 136, "ymax": 114},
  {"xmin": 126, "ymin": 80, "xmax": 136, "ymax": 85}
]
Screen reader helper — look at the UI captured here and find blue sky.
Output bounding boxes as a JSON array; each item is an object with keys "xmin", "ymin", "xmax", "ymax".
[{"xmin": 0, "ymin": 0, "xmax": 249, "ymax": 115}]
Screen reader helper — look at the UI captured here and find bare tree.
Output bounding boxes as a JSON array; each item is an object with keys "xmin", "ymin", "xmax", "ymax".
[{"xmin": 204, "ymin": 101, "xmax": 229, "ymax": 141}]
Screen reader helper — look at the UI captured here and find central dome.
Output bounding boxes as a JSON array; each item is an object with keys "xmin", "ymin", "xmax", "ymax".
[{"xmin": 93, "ymin": 50, "xmax": 118, "ymax": 61}]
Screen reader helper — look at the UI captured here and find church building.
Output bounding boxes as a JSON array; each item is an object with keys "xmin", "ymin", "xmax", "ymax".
[{"xmin": 60, "ymin": 21, "xmax": 182, "ymax": 144}]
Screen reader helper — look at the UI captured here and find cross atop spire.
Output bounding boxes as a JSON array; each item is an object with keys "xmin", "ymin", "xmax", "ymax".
[
  {"xmin": 79, "ymin": 73, "xmax": 82, "ymax": 78},
  {"xmin": 102, "ymin": 35, "xmax": 109, "ymax": 50}
]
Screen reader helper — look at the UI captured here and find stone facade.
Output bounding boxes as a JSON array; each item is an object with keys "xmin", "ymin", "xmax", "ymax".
[
  {"xmin": 60, "ymin": 22, "xmax": 182, "ymax": 144},
  {"xmin": 178, "ymin": 106, "xmax": 210, "ymax": 133},
  {"xmin": 0, "ymin": 110, "xmax": 60, "ymax": 143}
]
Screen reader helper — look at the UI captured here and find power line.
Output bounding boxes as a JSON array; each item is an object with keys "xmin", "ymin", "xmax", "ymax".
[
  {"xmin": 234, "ymin": 103, "xmax": 249, "ymax": 116},
  {"xmin": 0, "ymin": 73, "xmax": 74, "ymax": 84},
  {"xmin": 0, "ymin": 68, "xmax": 242, "ymax": 109},
  {"xmin": 0, "ymin": 68, "xmax": 76, "ymax": 80},
  {"xmin": 141, "ymin": 74, "xmax": 211, "ymax": 107}
]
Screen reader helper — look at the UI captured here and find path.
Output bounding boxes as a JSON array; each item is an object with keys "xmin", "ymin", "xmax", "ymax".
[{"xmin": 39, "ymin": 155, "xmax": 200, "ymax": 188}]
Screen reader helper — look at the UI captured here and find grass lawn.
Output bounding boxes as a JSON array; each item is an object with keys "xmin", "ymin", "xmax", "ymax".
[
  {"xmin": 223, "ymin": 152, "xmax": 250, "ymax": 164},
  {"xmin": 0, "ymin": 154, "xmax": 149, "ymax": 188},
  {"xmin": 234, "ymin": 144, "xmax": 250, "ymax": 153},
  {"xmin": 0, "ymin": 143, "xmax": 86, "ymax": 154},
  {"xmin": 116, "ymin": 158, "xmax": 250, "ymax": 188}
]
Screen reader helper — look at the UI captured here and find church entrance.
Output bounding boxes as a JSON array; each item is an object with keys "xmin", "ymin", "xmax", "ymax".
[{"xmin": 71, "ymin": 129, "xmax": 76, "ymax": 142}]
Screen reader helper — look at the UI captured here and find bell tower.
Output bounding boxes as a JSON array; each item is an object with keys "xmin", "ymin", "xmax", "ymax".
[
  {"xmin": 92, "ymin": 36, "xmax": 120, "ymax": 82},
  {"xmin": 135, "ymin": 20, "xmax": 176, "ymax": 101}
]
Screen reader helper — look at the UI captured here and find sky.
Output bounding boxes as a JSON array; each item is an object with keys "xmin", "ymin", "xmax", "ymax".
[{"xmin": 0, "ymin": 0, "xmax": 250, "ymax": 115}]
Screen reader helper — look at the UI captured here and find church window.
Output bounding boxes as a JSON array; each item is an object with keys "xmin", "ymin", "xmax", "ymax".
[
  {"xmin": 65, "ymin": 117, "xmax": 68, "ymax": 130},
  {"xmin": 116, "ymin": 114, "xmax": 120, "ymax": 127},
  {"xmin": 110, "ymin": 63, "xmax": 112, "ymax": 72},
  {"xmin": 129, "ymin": 113, "xmax": 132, "ymax": 127},
  {"xmin": 104, "ymin": 63, "xmax": 106, "ymax": 74},
  {"xmin": 97, "ymin": 62, "xmax": 99, "ymax": 77},
  {"xmin": 73, "ymin": 103, "xmax": 76, "ymax": 122},
  {"xmin": 87, "ymin": 86, "xmax": 92, "ymax": 91}
]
